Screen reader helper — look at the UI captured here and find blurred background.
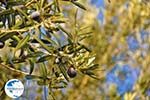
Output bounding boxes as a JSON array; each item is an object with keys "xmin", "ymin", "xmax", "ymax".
[
  {"xmin": 52, "ymin": 0, "xmax": 150, "ymax": 100},
  {"xmin": 0, "ymin": 0, "xmax": 150, "ymax": 100}
]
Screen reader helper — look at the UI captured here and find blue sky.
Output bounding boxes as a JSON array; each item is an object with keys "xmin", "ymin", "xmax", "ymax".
[
  {"xmin": 91, "ymin": 1, "xmax": 150, "ymax": 97},
  {"xmin": 106, "ymin": 64, "xmax": 140, "ymax": 95},
  {"xmin": 90, "ymin": 0, "xmax": 105, "ymax": 23},
  {"xmin": 91, "ymin": 0, "xmax": 105, "ymax": 8}
]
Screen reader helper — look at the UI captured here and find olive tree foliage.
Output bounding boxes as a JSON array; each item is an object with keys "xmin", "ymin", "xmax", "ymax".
[
  {"xmin": 0, "ymin": 0, "xmax": 149, "ymax": 100},
  {"xmin": 53, "ymin": 0, "xmax": 150, "ymax": 100},
  {"xmin": 0, "ymin": 0, "xmax": 100, "ymax": 99}
]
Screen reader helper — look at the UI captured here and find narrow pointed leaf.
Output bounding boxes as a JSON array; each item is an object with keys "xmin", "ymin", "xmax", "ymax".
[
  {"xmin": 37, "ymin": 55, "xmax": 52, "ymax": 63},
  {"xmin": 15, "ymin": 34, "xmax": 30, "ymax": 50},
  {"xmin": 58, "ymin": 25, "xmax": 72, "ymax": 39},
  {"xmin": 34, "ymin": 36, "xmax": 54, "ymax": 53},
  {"xmin": 88, "ymin": 64, "xmax": 99, "ymax": 70},
  {"xmin": 29, "ymin": 59, "xmax": 34, "ymax": 74},
  {"xmin": 51, "ymin": 85, "xmax": 66, "ymax": 89},
  {"xmin": 71, "ymin": 1, "xmax": 86, "ymax": 10},
  {"xmin": 25, "ymin": 75, "xmax": 43, "ymax": 80},
  {"xmin": 26, "ymin": 51, "xmax": 44, "ymax": 58},
  {"xmin": 40, "ymin": 63, "xmax": 47, "ymax": 78},
  {"xmin": 58, "ymin": 64, "xmax": 69, "ymax": 82},
  {"xmin": 0, "ymin": 32, "xmax": 18, "ymax": 41}
]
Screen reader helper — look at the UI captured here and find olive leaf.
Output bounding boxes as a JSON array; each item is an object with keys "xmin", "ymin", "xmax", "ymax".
[
  {"xmin": 33, "ymin": 36, "xmax": 54, "ymax": 54},
  {"xmin": 29, "ymin": 59, "xmax": 35, "ymax": 75},
  {"xmin": 40, "ymin": 63, "xmax": 48, "ymax": 79},
  {"xmin": 58, "ymin": 63, "xmax": 69, "ymax": 82},
  {"xmin": 15, "ymin": 34, "xmax": 30, "ymax": 51},
  {"xmin": 71, "ymin": 1, "xmax": 86, "ymax": 10},
  {"xmin": 37, "ymin": 55, "xmax": 52, "ymax": 63},
  {"xmin": 26, "ymin": 51, "xmax": 44, "ymax": 58},
  {"xmin": 0, "ymin": 32, "xmax": 18, "ymax": 41},
  {"xmin": 25, "ymin": 75, "xmax": 46, "ymax": 80}
]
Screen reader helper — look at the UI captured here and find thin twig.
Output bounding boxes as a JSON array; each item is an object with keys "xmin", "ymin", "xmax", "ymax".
[{"xmin": 0, "ymin": 64, "xmax": 28, "ymax": 75}]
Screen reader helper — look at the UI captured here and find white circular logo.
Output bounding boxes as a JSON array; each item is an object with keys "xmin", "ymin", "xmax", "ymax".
[{"xmin": 4, "ymin": 79, "xmax": 24, "ymax": 98}]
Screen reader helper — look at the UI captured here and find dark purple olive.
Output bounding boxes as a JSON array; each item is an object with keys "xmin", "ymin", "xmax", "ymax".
[
  {"xmin": 67, "ymin": 66, "xmax": 77, "ymax": 78},
  {"xmin": 30, "ymin": 11, "xmax": 40, "ymax": 21},
  {"xmin": 0, "ymin": 41, "xmax": 5, "ymax": 49}
]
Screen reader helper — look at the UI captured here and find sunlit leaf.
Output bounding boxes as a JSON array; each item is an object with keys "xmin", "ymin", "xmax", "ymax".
[
  {"xmin": 40, "ymin": 63, "xmax": 48, "ymax": 78},
  {"xmin": 58, "ymin": 63, "xmax": 69, "ymax": 82},
  {"xmin": 15, "ymin": 34, "xmax": 30, "ymax": 50},
  {"xmin": 33, "ymin": 36, "xmax": 54, "ymax": 53}
]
